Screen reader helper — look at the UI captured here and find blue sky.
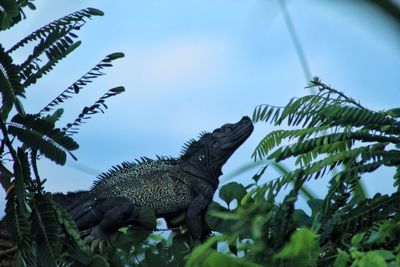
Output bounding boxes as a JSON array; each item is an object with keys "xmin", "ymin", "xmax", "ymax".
[{"xmin": 0, "ymin": 0, "xmax": 399, "ymax": 215}]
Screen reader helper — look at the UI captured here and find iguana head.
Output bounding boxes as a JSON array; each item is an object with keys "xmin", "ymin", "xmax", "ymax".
[{"xmin": 181, "ymin": 116, "xmax": 254, "ymax": 187}]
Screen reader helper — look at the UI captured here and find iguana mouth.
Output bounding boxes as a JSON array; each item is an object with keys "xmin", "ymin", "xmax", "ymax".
[{"xmin": 216, "ymin": 116, "xmax": 254, "ymax": 150}]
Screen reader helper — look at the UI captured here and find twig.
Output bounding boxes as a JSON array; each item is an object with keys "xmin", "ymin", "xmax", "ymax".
[
  {"xmin": 0, "ymin": 247, "xmax": 17, "ymax": 256},
  {"xmin": 311, "ymin": 79, "xmax": 366, "ymax": 109},
  {"xmin": 278, "ymin": 0, "xmax": 313, "ymax": 87},
  {"xmin": 0, "ymin": 117, "xmax": 23, "ymax": 193},
  {"xmin": 154, "ymin": 227, "xmax": 181, "ymax": 232}
]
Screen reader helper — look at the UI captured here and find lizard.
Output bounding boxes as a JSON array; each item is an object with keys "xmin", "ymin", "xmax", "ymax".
[{"xmin": 52, "ymin": 116, "xmax": 254, "ymax": 242}]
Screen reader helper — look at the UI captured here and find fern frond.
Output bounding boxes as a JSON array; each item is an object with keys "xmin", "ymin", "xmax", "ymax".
[
  {"xmin": 383, "ymin": 108, "xmax": 400, "ymax": 119},
  {"xmin": 0, "ymin": 0, "xmax": 36, "ymax": 30},
  {"xmin": 40, "ymin": 52, "xmax": 125, "ymax": 114},
  {"xmin": 8, "ymin": 114, "xmax": 79, "ymax": 165},
  {"xmin": 317, "ymin": 105, "xmax": 399, "ymax": 131},
  {"xmin": 321, "ymin": 192, "xmax": 400, "ymax": 242},
  {"xmin": 0, "ymin": 0, "xmax": 19, "ymax": 30},
  {"xmin": 0, "ymin": 44, "xmax": 24, "ymax": 118},
  {"xmin": 265, "ymin": 144, "xmax": 389, "ymax": 196},
  {"xmin": 252, "ymin": 126, "xmax": 332, "ymax": 161},
  {"xmin": 49, "ymin": 198, "xmax": 88, "ymax": 252},
  {"xmin": 31, "ymin": 194, "xmax": 60, "ymax": 266},
  {"xmin": 253, "ymin": 92, "xmax": 350, "ymax": 126},
  {"xmin": 19, "ymin": 27, "xmax": 75, "ymax": 72},
  {"xmin": 322, "ymin": 160, "xmax": 386, "ymax": 217},
  {"xmin": 7, "ymin": 7, "xmax": 103, "ymax": 53},
  {"xmin": 271, "ymin": 179, "xmax": 302, "ymax": 250},
  {"xmin": 341, "ymin": 192, "xmax": 400, "ymax": 231},
  {"xmin": 22, "ymin": 41, "xmax": 81, "ymax": 88},
  {"xmin": 254, "ymin": 87, "xmax": 399, "ymax": 133},
  {"xmin": 253, "ymin": 104, "xmax": 283, "ymax": 124},
  {"xmin": 394, "ymin": 166, "xmax": 400, "ymax": 191},
  {"xmin": 14, "ymin": 148, "xmax": 31, "ymax": 205},
  {"xmin": 4, "ymin": 187, "xmax": 35, "ymax": 266},
  {"xmin": 266, "ymin": 132, "xmax": 399, "ymax": 163},
  {"xmin": 62, "ymin": 86, "xmax": 125, "ymax": 135}
]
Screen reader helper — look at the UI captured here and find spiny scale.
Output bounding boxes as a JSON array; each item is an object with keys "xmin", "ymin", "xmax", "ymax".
[
  {"xmin": 180, "ymin": 138, "xmax": 196, "ymax": 155},
  {"xmin": 198, "ymin": 131, "xmax": 208, "ymax": 138},
  {"xmin": 91, "ymin": 157, "xmax": 179, "ymax": 191}
]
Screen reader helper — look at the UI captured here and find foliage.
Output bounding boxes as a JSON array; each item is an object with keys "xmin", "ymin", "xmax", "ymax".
[
  {"xmin": 1, "ymin": 2, "xmax": 399, "ymax": 267},
  {"xmin": 107, "ymin": 78, "xmax": 400, "ymax": 267},
  {"xmin": 0, "ymin": 3, "xmax": 124, "ymax": 266},
  {"xmin": 189, "ymin": 78, "xmax": 400, "ymax": 267}
]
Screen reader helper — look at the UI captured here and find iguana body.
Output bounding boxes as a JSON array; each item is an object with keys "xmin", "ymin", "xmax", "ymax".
[{"xmin": 54, "ymin": 116, "xmax": 254, "ymax": 240}]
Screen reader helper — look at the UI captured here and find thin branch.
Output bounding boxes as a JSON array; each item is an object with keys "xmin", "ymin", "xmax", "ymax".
[
  {"xmin": 0, "ymin": 247, "xmax": 17, "ymax": 256},
  {"xmin": 311, "ymin": 78, "xmax": 366, "ymax": 109},
  {"xmin": 0, "ymin": 117, "xmax": 23, "ymax": 193},
  {"xmin": 278, "ymin": 0, "xmax": 314, "ymax": 91},
  {"xmin": 154, "ymin": 227, "xmax": 181, "ymax": 232}
]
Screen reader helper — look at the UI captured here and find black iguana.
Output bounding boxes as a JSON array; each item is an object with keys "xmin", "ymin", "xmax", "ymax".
[{"xmin": 53, "ymin": 116, "xmax": 253, "ymax": 242}]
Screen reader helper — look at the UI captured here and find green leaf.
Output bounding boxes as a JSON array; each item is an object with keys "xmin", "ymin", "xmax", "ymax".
[
  {"xmin": 219, "ymin": 182, "xmax": 247, "ymax": 207},
  {"xmin": 334, "ymin": 249, "xmax": 350, "ymax": 267},
  {"xmin": 385, "ymin": 108, "xmax": 400, "ymax": 118},
  {"xmin": 351, "ymin": 233, "xmax": 365, "ymax": 246},
  {"xmin": 88, "ymin": 255, "xmax": 110, "ymax": 267},
  {"xmin": 205, "ymin": 202, "xmax": 235, "ymax": 233},
  {"xmin": 374, "ymin": 250, "xmax": 395, "ymax": 261},
  {"xmin": 0, "ymin": 0, "xmax": 19, "ymax": 29},
  {"xmin": 307, "ymin": 199, "xmax": 323, "ymax": 218},
  {"xmin": 43, "ymin": 108, "xmax": 64, "ymax": 123},
  {"xmin": 49, "ymin": 198, "xmax": 88, "ymax": 252},
  {"xmin": 14, "ymin": 97, "xmax": 26, "ymax": 115},
  {"xmin": 86, "ymin": 7, "xmax": 104, "ymax": 16},
  {"xmin": 109, "ymin": 86, "xmax": 125, "ymax": 93},
  {"xmin": 8, "ymin": 7, "xmax": 103, "ymax": 53},
  {"xmin": 106, "ymin": 52, "xmax": 125, "ymax": 60},
  {"xmin": 22, "ymin": 41, "xmax": 82, "ymax": 88},
  {"xmin": 292, "ymin": 209, "xmax": 312, "ymax": 227},
  {"xmin": 9, "ymin": 114, "xmax": 79, "ymax": 165},
  {"xmin": 31, "ymin": 194, "xmax": 60, "ymax": 267},
  {"xmin": 0, "ymin": 45, "xmax": 24, "ymax": 118},
  {"xmin": 113, "ymin": 229, "xmax": 152, "ymax": 253},
  {"xmin": 4, "ymin": 187, "xmax": 34, "ymax": 266},
  {"xmin": 187, "ymin": 236, "xmax": 262, "ymax": 267},
  {"xmin": 276, "ymin": 228, "xmax": 320, "ymax": 267},
  {"xmin": 358, "ymin": 251, "xmax": 387, "ymax": 267},
  {"xmin": 203, "ymin": 250, "xmax": 262, "ymax": 267}
]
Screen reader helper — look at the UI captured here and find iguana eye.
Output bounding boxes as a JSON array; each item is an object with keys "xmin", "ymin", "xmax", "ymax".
[
  {"xmin": 198, "ymin": 154, "xmax": 205, "ymax": 161},
  {"xmin": 224, "ymin": 127, "xmax": 232, "ymax": 132}
]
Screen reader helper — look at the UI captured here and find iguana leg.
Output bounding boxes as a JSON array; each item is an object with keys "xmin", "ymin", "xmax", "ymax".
[
  {"xmin": 164, "ymin": 212, "xmax": 185, "ymax": 228},
  {"xmin": 186, "ymin": 181, "xmax": 214, "ymax": 240},
  {"xmin": 75, "ymin": 197, "xmax": 140, "ymax": 234}
]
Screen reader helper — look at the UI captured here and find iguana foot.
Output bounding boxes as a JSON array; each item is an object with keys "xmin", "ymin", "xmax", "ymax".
[{"xmin": 83, "ymin": 226, "xmax": 110, "ymax": 253}]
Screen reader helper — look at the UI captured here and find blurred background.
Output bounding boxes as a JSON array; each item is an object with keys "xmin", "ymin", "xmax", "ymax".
[{"xmin": 0, "ymin": 0, "xmax": 399, "ymax": 215}]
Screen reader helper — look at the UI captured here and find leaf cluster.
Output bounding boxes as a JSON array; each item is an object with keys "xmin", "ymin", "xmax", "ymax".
[
  {"xmin": 0, "ymin": 4, "xmax": 125, "ymax": 266},
  {"xmin": 184, "ymin": 78, "xmax": 400, "ymax": 267}
]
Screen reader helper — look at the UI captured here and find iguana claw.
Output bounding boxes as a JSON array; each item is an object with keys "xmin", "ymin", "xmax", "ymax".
[{"xmin": 83, "ymin": 227, "xmax": 110, "ymax": 253}]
